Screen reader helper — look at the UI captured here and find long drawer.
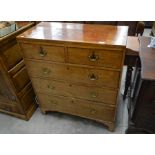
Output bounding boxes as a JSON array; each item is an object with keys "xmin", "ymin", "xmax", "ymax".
[
  {"xmin": 37, "ymin": 93, "xmax": 116, "ymax": 122},
  {"xmin": 31, "ymin": 77, "xmax": 117, "ymax": 105},
  {"xmin": 67, "ymin": 47, "xmax": 123, "ymax": 69},
  {"xmin": 26, "ymin": 60, "xmax": 120, "ymax": 88},
  {"xmin": 20, "ymin": 43, "xmax": 65, "ymax": 62}
]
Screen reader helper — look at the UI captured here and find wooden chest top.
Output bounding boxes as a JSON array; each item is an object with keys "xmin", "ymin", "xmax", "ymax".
[{"xmin": 17, "ymin": 22, "xmax": 128, "ymax": 47}]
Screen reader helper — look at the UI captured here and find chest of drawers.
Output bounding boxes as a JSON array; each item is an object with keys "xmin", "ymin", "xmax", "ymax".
[
  {"xmin": 17, "ymin": 22, "xmax": 128, "ymax": 131},
  {"xmin": 0, "ymin": 22, "xmax": 37, "ymax": 120}
]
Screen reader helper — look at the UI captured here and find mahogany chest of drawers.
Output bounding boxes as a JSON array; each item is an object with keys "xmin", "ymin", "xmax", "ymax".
[
  {"xmin": 0, "ymin": 22, "xmax": 37, "ymax": 120},
  {"xmin": 17, "ymin": 22, "xmax": 128, "ymax": 131}
]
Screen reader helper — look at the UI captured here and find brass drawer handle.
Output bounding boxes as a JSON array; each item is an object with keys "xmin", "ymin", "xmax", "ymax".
[
  {"xmin": 42, "ymin": 68, "xmax": 51, "ymax": 75},
  {"xmin": 88, "ymin": 73, "xmax": 98, "ymax": 81},
  {"xmin": 47, "ymin": 84, "xmax": 55, "ymax": 90},
  {"xmin": 90, "ymin": 109, "xmax": 96, "ymax": 114},
  {"xmin": 90, "ymin": 92, "xmax": 98, "ymax": 98},
  {"xmin": 88, "ymin": 52, "xmax": 99, "ymax": 62},
  {"xmin": 39, "ymin": 47, "xmax": 47, "ymax": 57}
]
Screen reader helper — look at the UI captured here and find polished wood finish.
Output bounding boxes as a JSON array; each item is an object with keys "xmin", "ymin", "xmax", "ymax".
[
  {"xmin": 18, "ymin": 22, "xmax": 128, "ymax": 46},
  {"xmin": 68, "ymin": 47, "xmax": 123, "ymax": 69},
  {"xmin": 31, "ymin": 77, "xmax": 118, "ymax": 105},
  {"xmin": 139, "ymin": 36, "xmax": 155, "ymax": 80},
  {"xmin": 123, "ymin": 36, "xmax": 140, "ymax": 99},
  {"xmin": 0, "ymin": 22, "xmax": 37, "ymax": 120},
  {"xmin": 1, "ymin": 43, "xmax": 23, "ymax": 70},
  {"xmin": 20, "ymin": 43, "xmax": 65, "ymax": 62},
  {"xmin": 38, "ymin": 93, "xmax": 116, "ymax": 122},
  {"xmin": 126, "ymin": 37, "xmax": 139, "ymax": 56},
  {"xmin": 126, "ymin": 37, "xmax": 155, "ymax": 133},
  {"xmin": 11, "ymin": 65, "xmax": 30, "ymax": 92},
  {"xmin": 25, "ymin": 60, "xmax": 120, "ymax": 89},
  {"xmin": 17, "ymin": 22, "xmax": 128, "ymax": 131}
]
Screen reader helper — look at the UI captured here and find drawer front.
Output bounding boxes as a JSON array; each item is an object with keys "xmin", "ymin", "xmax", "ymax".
[
  {"xmin": 11, "ymin": 66, "xmax": 30, "ymax": 92},
  {"xmin": 21, "ymin": 43, "xmax": 65, "ymax": 62},
  {"xmin": 1, "ymin": 44, "xmax": 23, "ymax": 70},
  {"xmin": 20, "ymin": 86, "xmax": 36, "ymax": 112},
  {"xmin": 32, "ymin": 78, "xmax": 117, "ymax": 105},
  {"xmin": 0, "ymin": 100, "xmax": 22, "ymax": 114},
  {"xmin": 37, "ymin": 93, "xmax": 115, "ymax": 122},
  {"xmin": 0, "ymin": 64, "xmax": 16, "ymax": 102},
  {"xmin": 75, "ymin": 99, "xmax": 115, "ymax": 122},
  {"xmin": 68, "ymin": 47, "xmax": 123, "ymax": 69},
  {"xmin": 37, "ymin": 93, "xmax": 77, "ymax": 114},
  {"xmin": 27, "ymin": 61, "xmax": 120, "ymax": 88}
]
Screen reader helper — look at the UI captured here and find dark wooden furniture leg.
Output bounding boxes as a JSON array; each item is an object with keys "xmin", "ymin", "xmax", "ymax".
[
  {"xmin": 123, "ymin": 22, "xmax": 145, "ymax": 100},
  {"xmin": 123, "ymin": 54, "xmax": 139, "ymax": 100},
  {"xmin": 123, "ymin": 66, "xmax": 133, "ymax": 100}
]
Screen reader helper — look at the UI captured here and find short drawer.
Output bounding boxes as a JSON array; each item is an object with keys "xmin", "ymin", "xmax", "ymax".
[
  {"xmin": 0, "ymin": 100, "xmax": 22, "ymax": 114},
  {"xmin": 20, "ymin": 86, "xmax": 36, "ymax": 112},
  {"xmin": 32, "ymin": 78, "xmax": 118, "ymax": 105},
  {"xmin": 27, "ymin": 60, "xmax": 120, "ymax": 88},
  {"xmin": 37, "ymin": 93, "xmax": 115, "ymax": 122},
  {"xmin": 11, "ymin": 66, "xmax": 30, "ymax": 92},
  {"xmin": 20, "ymin": 43, "xmax": 65, "ymax": 62},
  {"xmin": 68, "ymin": 47, "xmax": 123, "ymax": 69},
  {"xmin": 1, "ymin": 43, "xmax": 23, "ymax": 70}
]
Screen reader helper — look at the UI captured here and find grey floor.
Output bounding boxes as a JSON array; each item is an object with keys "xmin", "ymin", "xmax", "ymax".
[{"xmin": 0, "ymin": 29, "xmax": 151, "ymax": 134}]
